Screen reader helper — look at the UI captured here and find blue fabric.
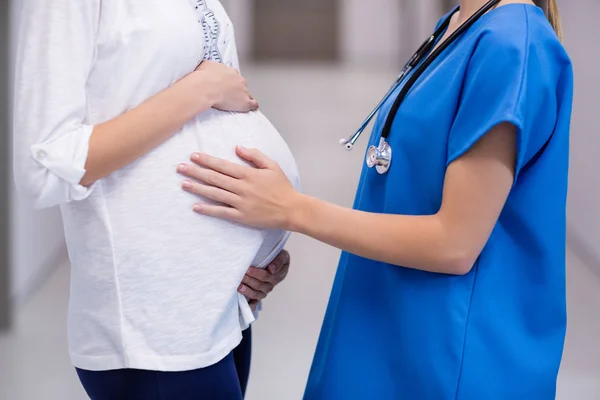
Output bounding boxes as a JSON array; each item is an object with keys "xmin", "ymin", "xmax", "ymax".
[
  {"xmin": 77, "ymin": 328, "xmax": 252, "ymax": 399},
  {"xmin": 304, "ymin": 4, "xmax": 573, "ymax": 400}
]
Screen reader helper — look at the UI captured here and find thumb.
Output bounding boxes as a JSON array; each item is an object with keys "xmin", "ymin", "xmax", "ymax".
[
  {"xmin": 267, "ymin": 262, "xmax": 280, "ymax": 275},
  {"xmin": 236, "ymin": 146, "xmax": 273, "ymax": 169}
]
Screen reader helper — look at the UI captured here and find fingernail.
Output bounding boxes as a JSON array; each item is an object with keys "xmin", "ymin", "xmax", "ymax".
[
  {"xmin": 238, "ymin": 285, "xmax": 246, "ymax": 294},
  {"xmin": 267, "ymin": 264, "xmax": 276, "ymax": 274},
  {"xmin": 193, "ymin": 204, "xmax": 202, "ymax": 212},
  {"xmin": 177, "ymin": 163, "xmax": 187, "ymax": 172},
  {"xmin": 191, "ymin": 153, "xmax": 200, "ymax": 161},
  {"xmin": 182, "ymin": 181, "xmax": 192, "ymax": 189}
]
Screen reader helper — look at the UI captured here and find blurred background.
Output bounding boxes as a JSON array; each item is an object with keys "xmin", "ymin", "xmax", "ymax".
[{"xmin": 1, "ymin": 0, "xmax": 599, "ymax": 399}]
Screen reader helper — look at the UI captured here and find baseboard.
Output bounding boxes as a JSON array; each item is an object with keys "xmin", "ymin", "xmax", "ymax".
[
  {"xmin": 566, "ymin": 223, "xmax": 600, "ymax": 281},
  {"xmin": 11, "ymin": 245, "xmax": 69, "ymax": 309}
]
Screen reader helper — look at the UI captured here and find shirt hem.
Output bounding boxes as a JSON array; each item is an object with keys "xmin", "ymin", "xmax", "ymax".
[{"xmin": 70, "ymin": 328, "xmax": 243, "ymax": 372}]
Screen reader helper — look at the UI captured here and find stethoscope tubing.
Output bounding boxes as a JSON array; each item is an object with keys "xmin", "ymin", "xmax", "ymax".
[
  {"xmin": 380, "ymin": 0, "xmax": 501, "ymax": 140},
  {"xmin": 339, "ymin": 65, "xmax": 414, "ymax": 150},
  {"xmin": 339, "ymin": 0, "xmax": 502, "ymax": 175}
]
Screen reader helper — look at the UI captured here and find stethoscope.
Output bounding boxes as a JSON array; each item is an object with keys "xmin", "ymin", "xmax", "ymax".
[{"xmin": 339, "ymin": 0, "xmax": 501, "ymax": 174}]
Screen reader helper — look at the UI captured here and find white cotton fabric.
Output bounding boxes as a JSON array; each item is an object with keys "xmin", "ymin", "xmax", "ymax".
[{"xmin": 13, "ymin": 0, "xmax": 300, "ymax": 372}]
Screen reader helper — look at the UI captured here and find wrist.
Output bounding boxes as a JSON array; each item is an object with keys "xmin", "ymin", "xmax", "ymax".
[
  {"xmin": 189, "ymin": 71, "xmax": 221, "ymax": 110},
  {"xmin": 285, "ymin": 193, "xmax": 312, "ymax": 233}
]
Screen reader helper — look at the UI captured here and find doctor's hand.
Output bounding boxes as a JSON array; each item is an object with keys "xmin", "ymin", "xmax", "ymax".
[
  {"xmin": 178, "ymin": 147, "xmax": 302, "ymax": 230},
  {"xmin": 239, "ymin": 250, "xmax": 291, "ymax": 311}
]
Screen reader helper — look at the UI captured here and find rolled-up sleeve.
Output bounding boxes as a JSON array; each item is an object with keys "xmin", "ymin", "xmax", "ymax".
[{"xmin": 13, "ymin": 0, "xmax": 100, "ymax": 209}]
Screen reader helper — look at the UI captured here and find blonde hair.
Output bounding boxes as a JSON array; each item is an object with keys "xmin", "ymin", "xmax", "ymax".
[{"xmin": 536, "ymin": 0, "xmax": 563, "ymax": 41}]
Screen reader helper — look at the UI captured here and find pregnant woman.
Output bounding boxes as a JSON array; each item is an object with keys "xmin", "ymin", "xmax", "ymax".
[{"xmin": 13, "ymin": 0, "xmax": 300, "ymax": 399}]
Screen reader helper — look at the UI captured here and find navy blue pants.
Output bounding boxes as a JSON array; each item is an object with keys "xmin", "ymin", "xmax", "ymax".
[{"xmin": 76, "ymin": 327, "xmax": 253, "ymax": 400}]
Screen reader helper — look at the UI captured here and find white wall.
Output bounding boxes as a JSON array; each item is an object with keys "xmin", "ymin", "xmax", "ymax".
[
  {"xmin": 563, "ymin": 0, "xmax": 600, "ymax": 266},
  {"xmin": 340, "ymin": 0, "xmax": 403, "ymax": 66},
  {"xmin": 340, "ymin": 0, "xmax": 439, "ymax": 67},
  {"xmin": 341, "ymin": 0, "xmax": 442, "ymax": 67},
  {"xmin": 220, "ymin": 0, "xmax": 253, "ymax": 62},
  {"xmin": 9, "ymin": 0, "xmax": 66, "ymax": 305}
]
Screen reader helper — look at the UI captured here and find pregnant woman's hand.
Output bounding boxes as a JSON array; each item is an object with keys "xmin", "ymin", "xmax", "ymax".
[
  {"xmin": 196, "ymin": 60, "xmax": 259, "ymax": 112},
  {"xmin": 238, "ymin": 250, "xmax": 291, "ymax": 311}
]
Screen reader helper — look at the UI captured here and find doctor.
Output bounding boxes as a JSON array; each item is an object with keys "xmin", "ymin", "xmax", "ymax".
[{"xmin": 178, "ymin": 0, "xmax": 572, "ymax": 398}]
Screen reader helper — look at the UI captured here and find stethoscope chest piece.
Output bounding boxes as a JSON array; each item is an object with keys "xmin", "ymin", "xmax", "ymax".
[
  {"xmin": 366, "ymin": 137, "xmax": 392, "ymax": 174},
  {"xmin": 340, "ymin": 0, "xmax": 501, "ymax": 177}
]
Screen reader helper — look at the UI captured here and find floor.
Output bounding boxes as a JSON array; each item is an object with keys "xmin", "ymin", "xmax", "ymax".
[{"xmin": 1, "ymin": 65, "xmax": 600, "ymax": 399}]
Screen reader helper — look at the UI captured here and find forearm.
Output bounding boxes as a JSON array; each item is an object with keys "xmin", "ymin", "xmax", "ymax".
[
  {"xmin": 81, "ymin": 72, "xmax": 216, "ymax": 186},
  {"xmin": 289, "ymin": 195, "xmax": 470, "ymax": 275}
]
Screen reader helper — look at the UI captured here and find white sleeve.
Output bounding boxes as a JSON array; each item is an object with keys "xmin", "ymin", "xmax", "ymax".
[{"xmin": 13, "ymin": 0, "xmax": 101, "ymax": 209}]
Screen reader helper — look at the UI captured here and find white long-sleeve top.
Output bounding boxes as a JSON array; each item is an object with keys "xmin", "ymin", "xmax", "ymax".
[{"xmin": 13, "ymin": 0, "xmax": 300, "ymax": 372}]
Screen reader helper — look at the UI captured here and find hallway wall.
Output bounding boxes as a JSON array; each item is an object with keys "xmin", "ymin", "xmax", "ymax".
[
  {"xmin": 562, "ymin": 0, "xmax": 600, "ymax": 271},
  {"xmin": 224, "ymin": 0, "xmax": 443, "ymax": 67},
  {"xmin": 1, "ymin": 0, "xmax": 12, "ymax": 331},
  {"xmin": 9, "ymin": 0, "xmax": 66, "ymax": 306}
]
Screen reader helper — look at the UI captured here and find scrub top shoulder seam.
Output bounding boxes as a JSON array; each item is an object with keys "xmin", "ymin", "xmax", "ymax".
[{"xmin": 513, "ymin": 4, "xmax": 532, "ymax": 122}]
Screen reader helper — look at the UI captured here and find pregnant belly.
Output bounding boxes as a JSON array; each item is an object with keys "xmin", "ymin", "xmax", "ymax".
[
  {"xmin": 100, "ymin": 109, "xmax": 300, "ymax": 283},
  {"xmin": 186, "ymin": 109, "xmax": 302, "ymax": 268},
  {"xmin": 190, "ymin": 109, "xmax": 300, "ymax": 181}
]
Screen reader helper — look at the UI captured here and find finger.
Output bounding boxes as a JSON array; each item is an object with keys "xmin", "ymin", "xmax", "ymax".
[
  {"xmin": 248, "ymin": 91, "xmax": 259, "ymax": 103},
  {"xmin": 190, "ymin": 153, "xmax": 249, "ymax": 179},
  {"xmin": 249, "ymin": 300, "xmax": 259, "ymax": 312},
  {"xmin": 242, "ymin": 274, "xmax": 274, "ymax": 294},
  {"xmin": 240, "ymin": 100, "xmax": 259, "ymax": 112},
  {"xmin": 273, "ymin": 263, "xmax": 289, "ymax": 282},
  {"xmin": 269, "ymin": 262, "xmax": 290, "ymax": 285},
  {"xmin": 238, "ymin": 283, "xmax": 267, "ymax": 301},
  {"xmin": 235, "ymin": 146, "xmax": 275, "ymax": 169},
  {"xmin": 249, "ymin": 98, "xmax": 259, "ymax": 110},
  {"xmin": 182, "ymin": 180, "xmax": 239, "ymax": 207},
  {"xmin": 245, "ymin": 267, "xmax": 276, "ymax": 284},
  {"xmin": 267, "ymin": 250, "xmax": 290, "ymax": 274},
  {"xmin": 268, "ymin": 262, "xmax": 282, "ymax": 275},
  {"xmin": 193, "ymin": 203, "xmax": 242, "ymax": 222},
  {"xmin": 178, "ymin": 163, "xmax": 241, "ymax": 194},
  {"xmin": 269, "ymin": 263, "xmax": 289, "ymax": 286}
]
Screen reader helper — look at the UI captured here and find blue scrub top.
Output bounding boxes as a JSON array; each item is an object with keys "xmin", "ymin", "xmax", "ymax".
[{"xmin": 304, "ymin": 5, "xmax": 573, "ymax": 400}]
